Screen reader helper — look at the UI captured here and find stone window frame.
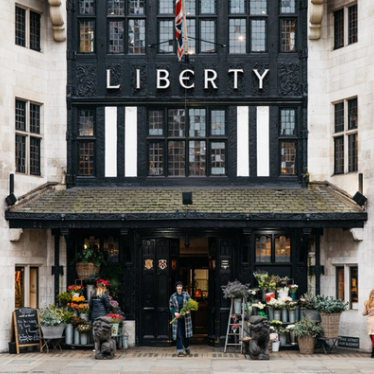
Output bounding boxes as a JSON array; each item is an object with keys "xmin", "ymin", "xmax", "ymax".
[
  {"xmin": 332, "ymin": 2, "xmax": 358, "ymax": 50},
  {"xmin": 332, "ymin": 97, "xmax": 358, "ymax": 175},
  {"xmin": 15, "ymin": 99, "xmax": 43, "ymax": 176},
  {"xmin": 335, "ymin": 264, "xmax": 358, "ymax": 310},
  {"xmin": 15, "ymin": 5, "xmax": 42, "ymax": 52}
]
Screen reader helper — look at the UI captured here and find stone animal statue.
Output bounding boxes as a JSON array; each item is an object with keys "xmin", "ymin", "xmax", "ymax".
[
  {"xmin": 248, "ymin": 315, "xmax": 270, "ymax": 360},
  {"xmin": 92, "ymin": 316, "xmax": 116, "ymax": 360}
]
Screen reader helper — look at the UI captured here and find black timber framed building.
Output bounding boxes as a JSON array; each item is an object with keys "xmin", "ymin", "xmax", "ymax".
[{"xmin": 6, "ymin": 0, "xmax": 367, "ymax": 347}]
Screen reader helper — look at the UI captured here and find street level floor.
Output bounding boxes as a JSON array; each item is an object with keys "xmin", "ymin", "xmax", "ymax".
[{"xmin": 0, "ymin": 345, "xmax": 372, "ymax": 374}]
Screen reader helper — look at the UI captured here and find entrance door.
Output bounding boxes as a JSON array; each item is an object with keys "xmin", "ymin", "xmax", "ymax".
[{"xmin": 139, "ymin": 238, "xmax": 178, "ymax": 345}]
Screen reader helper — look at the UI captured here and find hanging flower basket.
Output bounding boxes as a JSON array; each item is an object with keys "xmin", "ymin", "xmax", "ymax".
[{"xmin": 75, "ymin": 262, "xmax": 99, "ymax": 279}]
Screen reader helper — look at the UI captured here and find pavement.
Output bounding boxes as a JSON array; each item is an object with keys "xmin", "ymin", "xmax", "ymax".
[{"xmin": 0, "ymin": 345, "xmax": 372, "ymax": 374}]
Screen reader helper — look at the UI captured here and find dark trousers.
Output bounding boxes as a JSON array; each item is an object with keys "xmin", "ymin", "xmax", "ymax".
[{"xmin": 176, "ymin": 319, "xmax": 190, "ymax": 352}]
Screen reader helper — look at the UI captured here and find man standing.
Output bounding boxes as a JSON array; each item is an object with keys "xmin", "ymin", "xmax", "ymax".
[{"xmin": 169, "ymin": 281, "xmax": 193, "ymax": 356}]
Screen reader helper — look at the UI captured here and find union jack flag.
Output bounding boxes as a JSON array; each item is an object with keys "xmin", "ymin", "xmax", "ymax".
[{"xmin": 175, "ymin": 0, "xmax": 184, "ymax": 61}]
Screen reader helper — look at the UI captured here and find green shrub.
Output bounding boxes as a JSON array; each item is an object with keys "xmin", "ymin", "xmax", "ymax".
[
  {"xmin": 293, "ymin": 317, "xmax": 324, "ymax": 338},
  {"xmin": 316, "ymin": 296, "xmax": 349, "ymax": 313}
]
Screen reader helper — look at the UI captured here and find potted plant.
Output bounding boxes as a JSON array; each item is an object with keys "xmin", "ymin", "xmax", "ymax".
[
  {"xmin": 221, "ymin": 280, "xmax": 251, "ymax": 314},
  {"xmin": 107, "ymin": 313, "xmax": 123, "ymax": 336},
  {"xmin": 316, "ymin": 296, "xmax": 348, "ymax": 338},
  {"xmin": 299, "ymin": 292, "xmax": 321, "ymax": 322},
  {"xmin": 56, "ymin": 291, "xmax": 72, "ymax": 307},
  {"xmin": 39, "ymin": 304, "xmax": 66, "ymax": 338},
  {"xmin": 76, "ymin": 321, "xmax": 91, "ymax": 345},
  {"xmin": 293, "ymin": 317, "xmax": 324, "ymax": 354},
  {"xmin": 63, "ymin": 311, "xmax": 75, "ymax": 345},
  {"xmin": 74, "ymin": 245, "xmax": 105, "ymax": 279}
]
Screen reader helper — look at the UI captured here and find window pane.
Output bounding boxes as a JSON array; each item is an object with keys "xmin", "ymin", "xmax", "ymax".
[
  {"xmin": 158, "ymin": 21, "xmax": 173, "ymax": 52},
  {"xmin": 250, "ymin": 0, "xmax": 267, "ymax": 15},
  {"xmin": 229, "ymin": 19, "xmax": 246, "ymax": 54},
  {"xmin": 79, "ymin": 142, "xmax": 95, "ymax": 175},
  {"xmin": 80, "ymin": 21, "xmax": 95, "ymax": 52},
  {"xmin": 186, "ymin": 19, "xmax": 196, "ymax": 54},
  {"xmin": 348, "ymin": 5, "xmax": 358, "ymax": 44},
  {"xmin": 185, "ymin": 0, "xmax": 196, "ymax": 15},
  {"xmin": 108, "ymin": 0, "xmax": 125, "ymax": 15},
  {"xmin": 79, "ymin": 0, "xmax": 95, "ymax": 15},
  {"xmin": 30, "ymin": 137, "xmax": 41, "ymax": 175},
  {"xmin": 168, "ymin": 141, "xmax": 185, "ymax": 176},
  {"xmin": 129, "ymin": 0, "xmax": 145, "ymax": 15},
  {"xmin": 334, "ymin": 102, "xmax": 344, "ymax": 133},
  {"xmin": 158, "ymin": 0, "xmax": 173, "ymax": 14},
  {"xmin": 108, "ymin": 21, "xmax": 124, "ymax": 53},
  {"xmin": 200, "ymin": 0, "xmax": 215, "ymax": 14},
  {"xmin": 149, "ymin": 143, "xmax": 164, "ymax": 175},
  {"xmin": 149, "ymin": 110, "xmax": 163, "ymax": 135},
  {"xmin": 189, "ymin": 109, "xmax": 206, "ymax": 137},
  {"xmin": 251, "ymin": 19, "xmax": 266, "ymax": 52},
  {"xmin": 168, "ymin": 109, "xmax": 185, "ymax": 137},
  {"xmin": 15, "ymin": 7, "xmax": 26, "ymax": 47},
  {"xmin": 15, "ymin": 135, "xmax": 26, "ymax": 173},
  {"xmin": 200, "ymin": 21, "xmax": 215, "ymax": 52},
  {"xmin": 30, "ymin": 104, "xmax": 40, "ymax": 134},
  {"xmin": 280, "ymin": 141, "xmax": 296, "ymax": 174},
  {"xmin": 280, "ymin": 0, "xmax": 295, "ymax": 13},
  {"xmin": 281, "ymin": 19, "xmax": 296, "ymax": 51},
  {"xmin": 189, "ymin": 141, "xmax": 206, "ymax": 176},
  {"xmin": 256, "ymin": 235, "xmax": 271, "ymax": 262},
  {"xmin": 348, "ymin": 133, "xmax": 357, "ymax": 172},
  {"xmin": 334, "ymin": 9, "xmax": 344, "ymax": 49},
  {"xmin": 348, "ymin": 98, "xmax": 357, "ymax": 129},
  {"xmin": 15, "ymin": 100, "xmax": 26, "ymax": 131},
  {"xmin": 211, "ymin": 110, "xmax": 225, "ymax": 135},
  {"xmin": 129, "ymin": 19, "xmax": 145, "ymax": 53},
  {"xmin": 30, "ymin": 11, "xmax": 41, "ymax": 52},
  {"xmin": 336, "ymin": 267, "xmax": 345, "ymax": 300},
  {"xmin": 350, "ymin": 266, "xmax": 358, "ymax": 308},
  {"xmin": 275, "ymin": 235, "xmax": 290, "ymax": 262},
  {"xmin": 334, "ymin": 136, "xmax": 344, "ymax": 174},
  {"xmin": 211, "ymin": 142, "xmax": 225, "ymax": 175},
  {"xmin": 79, "ymin": 109, "xmax": 94, "ymax": 136},
  {"xmin": 230, "ymin": 0, "xmax": 245, "ymax": 14},
  {"xmin": 280, "ymin": 109, "xmax": 295, "ymax": 135}
]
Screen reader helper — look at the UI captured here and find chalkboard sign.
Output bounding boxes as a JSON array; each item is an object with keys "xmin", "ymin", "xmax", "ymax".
[
  {"xmin": 338, "ymin": 336, "xmax": 360, "ymax": 349},
  {"xmin": 11, "ymin": 308, "xmax": 41, "ymax": 354}
]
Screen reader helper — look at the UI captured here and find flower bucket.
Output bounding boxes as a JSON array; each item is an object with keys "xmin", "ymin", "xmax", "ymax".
[
  {"xmin": 80, "ymin": 332, "xmax": 88, "ymax": 345},
  {"xmin": 65, "ymin": 323, "xmax": 73, "ymax": 345},
  {"xmin": 279, "ymin": 333, "xmax": 288, "ymax": 346},
  {"xmin": 281, "ymin": 308, "xmax": 288, "ymax": 322},
  {"xmin": 80, "ymin": 313, "xmax": 89, "ymax": 321},
  {"xmin": 233, "ymin": 298, "xmax": 242, "ymax": 314},
  {"xmin": 86, "ymin": 284, "xmax": 94, "ymax": 301},
  {"xmin": 272, "ymin": 341, "xmax": 280, "ymax": 352},
  {"xmin": 301, "ymin": 309, "xmax": 321, "ymax": 322},
  {"xmin": 274, "ymin": 310, "xmax": 281, "ymax": 320},
  {"xmin": 74, "ymin": 328, "xmax": 80, "ymax": 345},
  {"xmin": 112, "ymin": 323, "xmax": 119, "ymax": 336},
  {"xmin": 289, "ymin": 310, "xmax": 296, "ymax": 323}
]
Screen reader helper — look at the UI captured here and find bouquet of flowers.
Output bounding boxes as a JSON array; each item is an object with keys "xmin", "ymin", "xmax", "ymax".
[
  {"xmin": 268, "ymin": 298, "xmax": 286, "ymax": 310},
  {"xmin": 76, "ymin": 322, "xmax": 91, "ymax": 333},
  {"xmin": 288, "ymin": 284, "xmax": 298, "ymax": 294},
  {"xmin": 67, "ymin": 302, "xmax": 80, "ymax": 312},
  {"xmin": 72, "ymin": 295, "xmax": 85, "ymax": 303},
  {"xmin": 71, "ymin": 316, "xmax": 86, "ymax": 327},
  {"xmin": 170, "ymin": 299, "xmax": 199, "ymax": 324},
  {"xmin": 252, "ymin": 301, "xmax": 266, "ymax": 310},
  {"xmin": 107, "ymin": 313, "xmax": 123, "ymax": 323},
  {"xmin": 77, "ymin": 303, "xmax": 90, "ymax": 314},
  {"xmin": 253, "ymin": 270, "xmax": 269, "ymax": 289},
  {"xmin": 270, "ymin": 319, "xmax": 283, "ymax": 334},
  {"xmin": 109, "ymin": 299, "xmax": 119, "ymax": 310},
  {"xmin": 285, "ymin": 299, "xmax": 298, "ymax": 311},
  {"xmin": 67, "ymin": 284, "xmax": 84, "ymax": 292}
]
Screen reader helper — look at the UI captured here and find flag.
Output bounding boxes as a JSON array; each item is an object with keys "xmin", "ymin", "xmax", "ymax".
[{"xmin": 175, "ymin": 0, "xmax": 184, "ymax": 61}]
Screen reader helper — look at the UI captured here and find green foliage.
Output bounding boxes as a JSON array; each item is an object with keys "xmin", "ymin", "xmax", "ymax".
[
  {"xmin": 75, "ymin": 246, "xmax": 105, "ymax": 267},
  {"xmin": 293, "ymin": 317, "xmax": 324, "ymax": 338},
  {"xmin": 299, "ymin": 292, "xmax": 319, "ymax": 310},
  {"xmin": 98, "ymin": 262, "xmax": 125, "ymax": 297},
  {"xmin": 316, "ymin": 296, "xmax": 349, "ymax": 313},
  {"xmin": 63, "ymin": 310, "xmax": 75, "ymax": 324},
  {"xmin": 56, "ymin": 292, "xmax": 72, "ymax": 307},
  {"xmin": 39, "ymin": 304, "xmax": 65, "ymax": 326},
  {"xmin": 221, "ymin": 280, "xmax": 251, "ymax": 299}
]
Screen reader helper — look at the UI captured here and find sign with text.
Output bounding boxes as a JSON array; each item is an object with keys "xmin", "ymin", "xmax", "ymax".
[
  {"xmin": 338, "ymin": 336, "xmax": 359, "ymax": 349},
  {"xmin": 12, "ymin": 308, "xmax": 41, "ymax": 354}
]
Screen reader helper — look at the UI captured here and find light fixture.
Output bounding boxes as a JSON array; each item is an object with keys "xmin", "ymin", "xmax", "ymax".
[
  {"xmin": 182, "ymin": 191, "xmax": 193, "ymax": 205},
  {"xmin": 352, "ymin": 191, "xmax": 367, "ymax": 206}
]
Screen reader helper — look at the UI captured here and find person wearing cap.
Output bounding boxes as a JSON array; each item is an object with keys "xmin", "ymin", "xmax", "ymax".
[
  {"xmin": 169, "ymin": 281, "xmax": 193, "ymax": 357},
  {"xmin": 89, "ymin": 279, "xmax": 111, "ymax": 324}
]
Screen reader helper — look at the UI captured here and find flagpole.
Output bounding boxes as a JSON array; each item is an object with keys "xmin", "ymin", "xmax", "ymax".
[{"xmin": 182, "ymin": 0, "xmax": 188, "ymax": 56}]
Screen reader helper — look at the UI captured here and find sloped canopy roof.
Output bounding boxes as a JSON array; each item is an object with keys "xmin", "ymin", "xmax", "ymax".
[{"xmin": 5, "ymin": 182, "xmax": 367, "ymax": 229}]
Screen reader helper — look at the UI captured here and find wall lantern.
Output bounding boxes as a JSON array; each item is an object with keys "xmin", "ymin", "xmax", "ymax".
[{"xmin": 182, "ymin": 191, "xmax": 193, "ymax": 205}]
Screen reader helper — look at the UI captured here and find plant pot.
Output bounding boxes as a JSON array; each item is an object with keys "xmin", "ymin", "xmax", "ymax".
[
  {"xmin": 281, "ymin": 308, "xmax": 288, "ymax": 322},
  {"xmin": 75, "ymin": 262, "xmax": 99, "ymax": 279},
  {"xmin": 74, "ymin": 328, "xmax": 80, "ymax": 345},
  {"xmin": 298, "ymin": 335, "xmax": 315, "ymax": 354},
  {"xmin": 290, "ymin": 292, "xmax": 297, "ymax": 300},
  {"xmin": 301, "ymin": 309, "xmax": 321, "ymax": 322},
  {"xmin": 320, "ymin": 312, "xmax": 341, "ymax": 338},
  {"xmin": 40, "ymin": 324, "xmax": 66, "ymax": 338},
  {"xmin": 272, "ymin": 340, "xmax": 280, "ymax": 352},
  {"xmin": 86, "ymin": 284, "xmax": 94, "ymax": 301},
  {"xmin": 267, "ymin": 306, "xmax": 274, "ymax": 320},
  {"xmin": 279, "ymin": 333, "xmax": 288, "ymax": 346},
  {"xmin": 274, "ymin": 309, "xmax": 281, "ymax": 320},
  {"xmin": 112, "ymin": 323, "xmax": 119, "ymax": 336},
  {"xmin": 80, "ymin": 313, "xmax": 89, "ymax": 321},
  {"xmin": 288, "ymin": 310, "xmax": 296, "ymax": 323},
  {"xmin": 233, "ymin": 298, "xmax": 242, "ymax": 314},
  {"xmin": 80, "ymin": 332, "xmax": 88, "ymax": 345},
  {"xmin": 65, "ymin": 323, "xmax": 73, "ymax": 345}
]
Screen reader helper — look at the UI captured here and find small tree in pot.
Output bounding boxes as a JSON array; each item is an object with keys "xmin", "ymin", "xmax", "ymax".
[{"xmin": 293, "ymin": 317, "xmax": 324, "ymax": 354}]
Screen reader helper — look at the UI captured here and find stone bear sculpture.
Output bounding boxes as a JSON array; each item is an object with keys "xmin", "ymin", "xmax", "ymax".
[
  {"xmin": 92, "ymin": 316, "xmax": 116, "ymax": 360},
  {"xmin": 248, "ymin": 315, "xmax": 270, "ymax": 360}
]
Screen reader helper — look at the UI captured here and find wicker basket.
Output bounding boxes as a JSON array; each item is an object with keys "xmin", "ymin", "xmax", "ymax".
[
  {"xmin": 298, "ymin": 336, "xmax": 315, "ymax": 354},
  {"xmin": 320, "ymin": 312, "xmax": 341, "ymax": 338},
  {"xmin": 75, "ymin": 262, "xmax": 99, "ymax": 279}
]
